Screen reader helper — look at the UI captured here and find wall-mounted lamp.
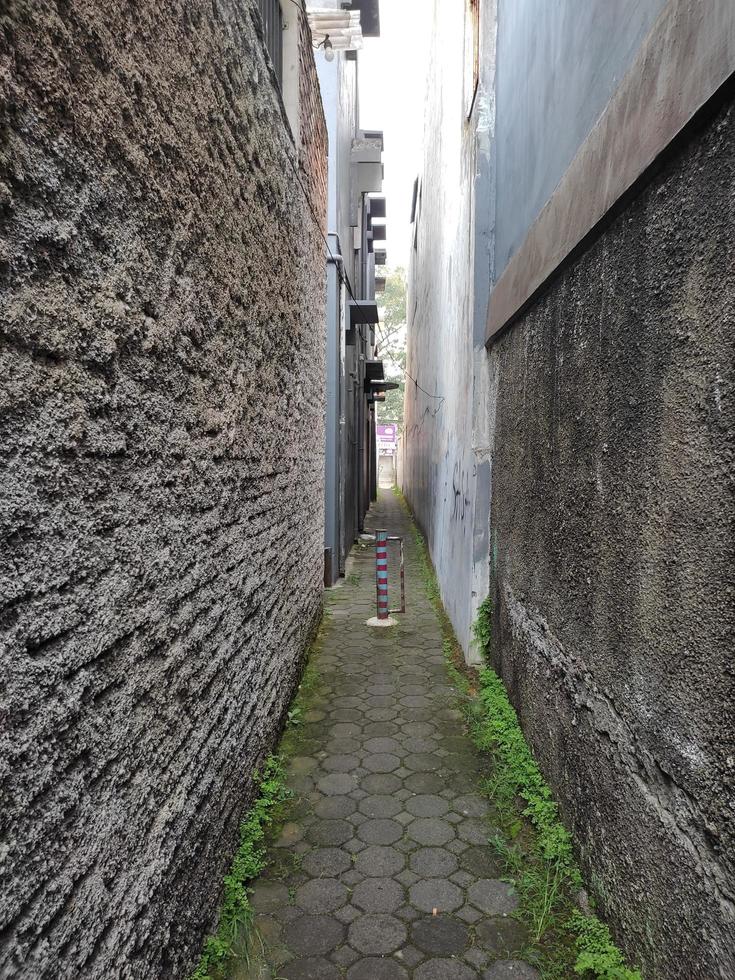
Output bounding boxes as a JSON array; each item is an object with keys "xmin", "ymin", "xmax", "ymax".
[{"xmin": 316, "ymin": 34, "xmax": 335, "ymax": 62}]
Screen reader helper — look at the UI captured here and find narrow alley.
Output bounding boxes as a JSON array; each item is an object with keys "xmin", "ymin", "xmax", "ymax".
[
  {"xmin": 236, "ymin": 491, "xmax": 531, "ymax": 980},
  {"xmin": 1, "ymin": 1, "xmax": 733, "ymax": 979}
]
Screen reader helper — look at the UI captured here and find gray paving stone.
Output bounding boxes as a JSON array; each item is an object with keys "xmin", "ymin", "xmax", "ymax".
[
  {"xmin": 482, "ymin": 962, "xmax": 541, "ymax": 979},
  {"xmin": 396, "ymin": 944, "xmax": 425, "ymax": 967},
  {"xmin": 317, "ymin": 773, "xmax": 358, "ymax": 796},
  {"xmin": 322, "ymin": 753, "xmax": 361, "ymax": 772},
  {"xmin": 406, "ymin": 794, "xmax": 450, "ymax": 817},
  {"xmin": 364, "ymin": 737, "xmax": 403, "ymax": 754},
  {"xmin": 359, "ymin": 795, "xmax": 403, "ymax": 818},
  {"xmin": 459, "ymin": 846, "xmax": 505, "ymax": 878},
  {"xmin": 414, "ymin": 959, "xmax": 477, "ymax": 980},
  {"xmin": 351, "ymin": 877, "xmax": 405, "ymax": 913},
  {"xmin": 361, "ymin": 773, "xmax": 403, "ymax": 794},
  {"xmin": 475, "ymin": 917, "xmax": 530, "ymax": 955},
  {"xmin": 409, "ymin": 878, "xmax": 465, "ymax": 914},
  {"xmin": 409, "ymin": 847, "xmax": 459, "ymax": 877},
  {"xmin": 363, "ymin": 721, "xmax": 400, "ymax": 737},
  {"xmin": 251, "ymin": 881, "xmax": 289, "ymax": 913},
  {"xmin": 402, "ymin": 722, "xmax": 436, "ymax": 737},
  {"xmin": 334, "ymin": 904, "xmax": 361, "ymax": 923},
  {"xmin": 457, "ymin": 819, "xmax": 492, "ymax": 845},
  {"xmin": 467, "ymin": 879, "xmax": 518, "ymax": 916},
  {"xmin": 453, "ymin": 795, "xmax": 491, "ymax": 817},
  {"xmin": 408, "ymin": 817, "xmax": 456, "ymax": 846},
  {"xmin": 331, "ymin": 945, "xmax": 361, "ymax": 967},
  {"xmin": 348, "ymin": 914, "xmax": 407, "ymax": 954},
  {"xmin": 301, "ymin": 848, "xmax": 352, "ymax": 878},
  {"xmin": 363, "ymin": 753, "xmax": 401, "ymax": 773},
  {"xmin": 295, "ymin": 879, "xmax": 349, "ymax": 913},
  {"xmin": 358, "ymin": 818, "xmax": 403, "ymax": 845},
  {"xmin": 306, "ymin": 819, "xmax": 353, "ymax": 847},
  {"xmin": 354, "ymin": 845, "xmax": 405, "ymax": 876},
  {"xmin": 411, "ymin": 916, "xmax": 469, "ymax": 955},
  {"xmin": 405, "ymin": 772, "xmax": 445, "ymax": 794},
  {"xmin": 347, "ymin": 957, "xmax": 409, "ymax": 980},
  {"xmin": 331, "ymin": 723, "xmax": 362, "ymax": 738},
  {"xmin": 283, "ymin": 914, "xmax": 345, "ymax": 955}
]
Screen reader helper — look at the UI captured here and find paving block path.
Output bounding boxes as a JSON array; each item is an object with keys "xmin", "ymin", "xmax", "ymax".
[{"xmin": 244, "ymin": 491, "xmax": 541, "ymax": 980}]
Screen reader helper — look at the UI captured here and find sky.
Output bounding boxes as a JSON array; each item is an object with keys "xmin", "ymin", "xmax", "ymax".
[{"xmin": 358, "ymin": 0, "xmax": 431, "ymax": 269}]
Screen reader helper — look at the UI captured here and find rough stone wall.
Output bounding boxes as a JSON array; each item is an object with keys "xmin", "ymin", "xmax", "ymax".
[
  {"xmin": 488, "ymin": 98, "xmax": 735, "ymax": 978},
  {"xmin": 0, "ymin": 2, "xmax": 327, "ymax": 978}
]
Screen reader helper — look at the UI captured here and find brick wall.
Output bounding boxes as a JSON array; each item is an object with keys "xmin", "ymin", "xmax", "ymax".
[{"xmin": 0, "ymin": 1, "xmax": 327, "ymax": 977}]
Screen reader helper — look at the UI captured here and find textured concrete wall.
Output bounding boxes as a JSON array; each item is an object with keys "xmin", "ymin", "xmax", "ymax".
[
  {"xmin": 494, "ymin": 0, "xmax": 665, "ymax": 278},
  {"xmin": 488, "ymin": 97, "xmax": 735, "ymax": 978},
  {"xmin": 0, "ymin": 2, "xmax": 326, "ymax": 978},
  {"xmin": 403, "ymin": 0, "xmax": 495, "ymax": 661}
]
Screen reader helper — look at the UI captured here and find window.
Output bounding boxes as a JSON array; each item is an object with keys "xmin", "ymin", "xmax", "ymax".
[
  {"xmin": 259, "ymin": 0, "xmax": 283, "ymax": 88},
  {"xmin": 258, "ymin": 0, "xmax": 300, "ymax": 145}
]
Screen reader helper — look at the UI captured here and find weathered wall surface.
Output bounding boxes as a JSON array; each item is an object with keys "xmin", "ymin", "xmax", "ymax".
[
  {"xmin": 488, "ymin": 98, "xmax": 735, "ymax": 978},
  {"xmin": 403, "ymin": 0, "xmax": 495, "ymax": 660},
  {"xmin": 0, "ymin": 2, "xmax": 326, "ymax": 978}
]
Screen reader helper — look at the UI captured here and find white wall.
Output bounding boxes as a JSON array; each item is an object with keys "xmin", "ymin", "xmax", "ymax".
[{"xmin": 403, "ymin": 0, "xmax": 496, "ymax": 662}]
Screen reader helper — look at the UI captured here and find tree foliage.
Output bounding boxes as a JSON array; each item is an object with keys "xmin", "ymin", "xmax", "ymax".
[{"xmin": 375, "ymin": 266, "xmax": 407, "ymax": 425}]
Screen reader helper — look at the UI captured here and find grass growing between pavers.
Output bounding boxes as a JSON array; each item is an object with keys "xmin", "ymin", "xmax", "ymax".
[
  {"xmin": 189, "ymin": 633, "xmax": 329, "ymax": 980},
  {"xmin": 394, "ymin": 486, "xmax": 641, "ymax": 980}
]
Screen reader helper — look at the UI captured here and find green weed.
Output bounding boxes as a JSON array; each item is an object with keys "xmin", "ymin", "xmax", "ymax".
[{"xmin": 190, "ymin": 757, "xmax": 291, "ymax": 980}]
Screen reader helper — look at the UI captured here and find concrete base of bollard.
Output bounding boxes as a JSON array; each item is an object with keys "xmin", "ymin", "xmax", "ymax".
[{"xmin": 366, "ymin": 616, "xmax": 397, "ymax": 627}]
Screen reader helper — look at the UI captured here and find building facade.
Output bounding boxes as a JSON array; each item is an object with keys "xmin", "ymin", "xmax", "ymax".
[
  {"xmin": 404, "ymin": 0, "xmax": 735, "ymax": 975},
  {"xmin": 308, "ymin": 0, "xmax": 389, "ymax": 585},
  {"xmin": 0, "ymin": 2, "xmax": 327, "ymax": 977}
]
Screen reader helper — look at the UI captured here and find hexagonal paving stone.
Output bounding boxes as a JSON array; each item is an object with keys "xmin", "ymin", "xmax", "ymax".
[
  {"xmin": 251, "ymin": 881, "xmax": 289, "ymax": 913},
  {"xmin": 281, "ymin": 957, "xmax": 340, "ymax": 979},
  {"xmin": 411, "ymin": 916, "xmax": 469, "ymax": 955},
  {"xmin": 475, "ymin": 917, "xmax": 530, "ymax": 956},
  {"xmin": 407, "ymin": 817, "xmax": 456, "ymax": 846},
  {"xmin": 314, "ymin": 796, "xmax": 357, "ymax": 819},
  {"xmin": 467, "ymin": 879, "xmax": 518, "ymax": 916},
  {"xmin": 347, "ymin": 958, "xmax": 409, "ymax": 980},
  {"xmin": 453, "ymin": 794, "xmax": 491, "ymax": 817},
  {"xmin": 358, "ymin": 818, "xmax": 403, "ymax": 845},
  {"xmin": 359, "ymin": 795, "xmax": 403, "ymax": 818},
  {"xmin": 351, "ymin": 877, "xmax": 405, "ymax": 913},
  {"xmin": 354, "ymin": 845, "xmax": 406, "ymax": 876},
  {"xmin": 363, "ymin": 753, "xmax": 401, "ymax": 773},
  {"xmin": 317, "ymin": 773, "xmax": 358, "ymax": 796},
  {"xmin": 295, "ymin": 879, "xmax": 349, "ymax": 913},
  {"xmin": 405, "ymin": 772, "xmax": 445, "ymax": 794},
  {"xmin": 405, "ymin": 794, "xmax": 450, "ymax": 817},
  {"xmin": 482, "ymin": 961, "xmax": 541, "ymax": 979},
  {"xmin": 283, "ymin": 914, "xmax": 345, "ymax": 955},
  {"xmin": 414, "ymin": 959, "xmax": 477, "ymax": 980},
  {"xmin": 457, "ymin": 818, "xmax": 492, "ymax": 845},
  {"xmin": 409, "ymin": 878, "xmax": 465, "ymax": 914},
  {"xmin": 409, "ymin": 847, "xmax": 459, "ymax": 878},
  {"xmin": 361, "ymin": 773, "xmax": 403, "ymax": 794},
  {"xmin": 322, "ymin": 753, "xmax": 361, "ymax": 772},
  {"xmin": 364, "ymin": 737, "xmax": 403, "ymax": 755},
  {"xmin": 306, "ymin": 819, "xmax": 353, "ymax": 847},
  {"xmin": 348, "ymin": 914, "xmax": 407, "ymax": 954},
  {"xmin": 301, "ymin": 848, "xmax": 352, "ymax": 877},
  {"xmin": 458, "ymin": 845, "xmax": 505, "ymax": 879}
]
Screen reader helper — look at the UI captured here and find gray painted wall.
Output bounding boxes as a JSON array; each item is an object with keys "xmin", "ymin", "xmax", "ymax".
[
  {"xmin": 0, "ymin": 2, "xmax": 326, "ymax": 976},
  {"xmin": 403, "ymin": 0, "xmax": 496, "ymax": 659},
  {"xmin": 494, "ymin": 0, "xmax": 666, "ymax": 278},
  {"xmin": 488, "ymin": 96, "xmax": 735, "ymax": 978}
]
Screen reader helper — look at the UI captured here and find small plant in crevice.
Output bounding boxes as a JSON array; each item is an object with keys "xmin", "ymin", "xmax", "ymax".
[
  {"xmin": 471, "ymin": 594, "xmax": 493, "ymax": 662},
  {"xmin": 190, "ymin": 757, "xmax": 291, "ymax": 980}
]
